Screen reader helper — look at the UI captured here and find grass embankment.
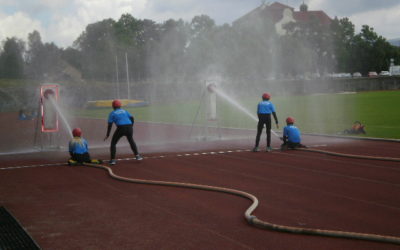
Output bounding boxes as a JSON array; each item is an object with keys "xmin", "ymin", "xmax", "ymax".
[
  {"xmin": 274, "ymin": 91, "xmax": 400, "ymax": 139},
  {"xmin": 75, "ymin": 90, "xmax": 400, "ymax": 139}
]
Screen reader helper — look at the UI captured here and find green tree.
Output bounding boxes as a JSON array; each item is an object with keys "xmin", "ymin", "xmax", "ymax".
[
  {"xmin": 61, "ymin": 47, "xmax": 83, "ymax": 73},
  {"xmin": 74, "ymin": 18, "xmax": 117, "ymax": 80},
  {"xmin": 26, "ymin": 30, "xmax": 43, "ymax": 63},
  {"xmin": 25, "ymin": 30, "xmax": 62, "ymax": 80},
  {"xmin": 0, "ymin": 37, "xmax": 25, "ymax": 79},
  {"xmin": 279, "ymin": 15, "xmax": 334, "ymax": 77},
  {"xmin": 114, "ymin": 14, "xmax": 158, "ymax": 81},
  {"xmin": 139, "ymin": 19, "xmax": 161, "ymax": 79},
  {"xmin": 149, "ymin": 18, "xmax": 187, "ymax": 81},
  {"xmin": 211, "ymin": 24, "xmax": 237, "ymax": 78},
  {"xmin": 330, "ymin": 17, "xmax": 355, "ymax": 72},
  {"xmin": 114, "ymin": 14, "xmax": 142, "ymax": 47},
  {"xmin": 352, "ymin": 25, "xmax": 393, "ymax": 74},
  {"xmin": 185, "ymin": 15, "xmax": 217, "ymax": 78},
  {"xmin": 230, "ymin": 14, "xmax": 277, "ymax": 81}
]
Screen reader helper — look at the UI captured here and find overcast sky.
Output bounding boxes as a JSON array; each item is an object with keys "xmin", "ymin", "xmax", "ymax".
[{"xmin": 0, "ymin": 0, "xmax": 399, "ymax": 48}]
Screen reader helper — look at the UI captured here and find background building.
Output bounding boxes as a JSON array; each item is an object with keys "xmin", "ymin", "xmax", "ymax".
[{"xmin": 235, "ymin": 2, "xmax": 332, "ymax": 36}]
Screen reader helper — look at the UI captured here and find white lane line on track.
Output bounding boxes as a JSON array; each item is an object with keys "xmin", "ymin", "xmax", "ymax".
[
  {"xmin": 0, "ymin": 150, "xmax": 244, "ymax": 170},
  {"xmin": 0, "ymin": 144, "xmax": 328, "ymax": 170},
  {"xmin": 0, "ymin": 163, "xmax": 65, "ymax": 170}
]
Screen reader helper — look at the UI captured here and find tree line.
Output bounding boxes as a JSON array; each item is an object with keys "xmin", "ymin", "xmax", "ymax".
[{"xmin": 0, "ymin": 13, "xmax": 399, "ymax": 83}]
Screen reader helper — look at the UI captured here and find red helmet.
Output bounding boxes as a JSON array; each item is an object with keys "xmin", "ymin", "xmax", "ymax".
[
  {"xmin": 262, "ymin": 92, "xmax": 271, "ymax": 100},
  {"xmin": 112, "ymin": 99, "xmax": 122, "ymax": 108},
  {"xmin": 286, "ymin": 117, "xmax": 295, "ymax": 124},
  {"xmin": 72, "ymin": 128, "xmax": 82, "ymax": 137}
]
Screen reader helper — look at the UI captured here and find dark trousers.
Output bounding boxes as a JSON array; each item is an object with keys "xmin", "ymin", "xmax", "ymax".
[
  {"xmin": 110, "ymin": 125, "xmax": 139, "ymax": 159},
  {"xmin": 255, "ymin": 114, "xmax": 272, "ymax": 147},
  {"xmin": 281, "ymin": 140, "xmax": 306, "ymax": 150},
  {"xmin": 71, "ymin": 152, "xmax": 91, "ymax": 163}
]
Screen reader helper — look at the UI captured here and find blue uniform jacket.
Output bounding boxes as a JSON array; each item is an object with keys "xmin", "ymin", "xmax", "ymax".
[
  {"xmin": 257, "ymin": 101, "xmax": 276, "ymax": 114},
  {"xmin": 283, "ymin": 125, "xmax": 301, "ymax": 143},
  {"xmin": 69, "ymin": 137, "xmax": 89, "ymax": 154},
  {"xmin": 108, "ymin": 108, "xmax": 133, "ymax": 126}
]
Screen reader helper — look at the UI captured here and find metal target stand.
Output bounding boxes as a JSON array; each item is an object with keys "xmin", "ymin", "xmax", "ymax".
[
  {"xmin": 33, "ymin": 84, "xmax": 62, "ymax": 151},
  {"xmin": 188, "ymin": 81, "xmax": 222, "ymax": 141}
]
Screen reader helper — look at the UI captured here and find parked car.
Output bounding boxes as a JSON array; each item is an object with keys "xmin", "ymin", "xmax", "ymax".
[
  {"xmin": 379, "ymin": 71, "xmax": 391, "ymax": 76},
  {"xmin": 368, "ymin": 71, "xmax": 378, "ymax": 77},
  {"xmin": 352, "ymin": 72, "xmax": 362, "ymax": 77},
  {"xmin": 329, "ymin": 73, "xmax": 351, "ymax": 78}
]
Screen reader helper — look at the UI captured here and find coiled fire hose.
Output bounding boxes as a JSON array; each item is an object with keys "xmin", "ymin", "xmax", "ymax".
[
  {"xmin": 298, "ymin": 148, "xmax": 400, "ymax": 162},
  {"xmin": 83, "ymin": 153, "xmax": 400, "ymax": 245}
]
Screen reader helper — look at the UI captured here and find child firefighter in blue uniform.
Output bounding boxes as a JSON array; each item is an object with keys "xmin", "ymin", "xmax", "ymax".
[
  {"xmin": 253, "ymin": 92, "xmax": 279, "ymax": 152},
  {"xmin": 68, "ymin": 128, "xmax": 101, "ymax": 165},
  {"xmin": 280, "ymin": 117, "xmax": 307, "ymax": 150},
  {"xmin": 104, "ymin": 100, "xmax": 143, "ymax": 165}
]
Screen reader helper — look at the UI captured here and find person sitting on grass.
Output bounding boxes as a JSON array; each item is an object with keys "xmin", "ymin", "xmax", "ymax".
[
  {"xmin": 68, "ymin": 128, "xmax": 102, "ymax": 166},
  {"xmin": 280, "ymin": 117, "xmax": 307, "ymax": 150},
  {"xmin": 343, "ymin": 121, "xmax": 366, "ymax": 135}
]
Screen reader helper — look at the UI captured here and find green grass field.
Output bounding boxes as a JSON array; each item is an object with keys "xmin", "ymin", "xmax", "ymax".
[{"xmin": 75, "ymin": 90, "xmax": 400, "ymax": 139}]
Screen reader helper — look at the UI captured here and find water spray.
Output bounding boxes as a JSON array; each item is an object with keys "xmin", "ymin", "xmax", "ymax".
[
  {"xmin": 48, "ymin": 97, "xmax": 73, "ymax": 139},
  {"xmin": 206, "ymin": 83, "xmax": 280, "ymax": 138},
  {"xmin": 206, "ymin": 82, "xmax": 217, "ymax": 121},
  {"xmin": 41, "ymin": 85, "xmax": 73, "ymax": 138},
  {"xmin": 34, "ymin": 84, "xmax": 74, "ymax": 151}
]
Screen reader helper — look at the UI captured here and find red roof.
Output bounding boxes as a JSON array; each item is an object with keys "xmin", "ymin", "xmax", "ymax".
[
  {"xmin": 234, "ymin": 1, "xmax": 332, "ymax": 27},
  {"xmin": 293, "ymin": 10, "xmax": 332, "ymax": 26}
]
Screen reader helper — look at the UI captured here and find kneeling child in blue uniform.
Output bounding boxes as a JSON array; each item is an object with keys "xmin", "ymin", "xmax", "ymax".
[
  {"xmin": 68, "ymin": 128, "xmax": 102, "ymax": 165},
  {"xmin": 281, "ymin": 117, "xmax": 307, "ymax": 150}
]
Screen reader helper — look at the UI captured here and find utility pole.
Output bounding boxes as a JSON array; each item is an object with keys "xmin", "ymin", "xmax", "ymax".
[
  {"xmin": 125, "ymin": 52, "xmax": 130, "ymax": 100},
  {"xmin": 115, "ymin": 55, "xmax": 120, "ymax": 99}
]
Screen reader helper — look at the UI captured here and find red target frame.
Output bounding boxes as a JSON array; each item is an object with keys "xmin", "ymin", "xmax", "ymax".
[{"xmin": 40, "ymin": 84, "xmax": 59, "ymax": 132}]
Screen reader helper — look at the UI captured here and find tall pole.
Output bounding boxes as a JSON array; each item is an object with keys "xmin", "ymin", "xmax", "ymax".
[
  {"xmin": 115, "ymin": 55, "xmax": 120, "ymax": 99},
  {"xmin": 125, "ymin": 52, "xmax": 130, "ymax": 100}
]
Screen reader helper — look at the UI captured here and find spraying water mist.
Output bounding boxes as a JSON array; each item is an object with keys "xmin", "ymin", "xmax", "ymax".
[
  {"xmin": 48, "ymin": 96, "xmax": 73, "ymax": 139},
  {"xmin": 208, "ymin": 83, "xmax": 279, "ymax": 138}
]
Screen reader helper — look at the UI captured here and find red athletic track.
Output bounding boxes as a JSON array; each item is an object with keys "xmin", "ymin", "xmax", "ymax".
[{"xmin": 1, "ymin": 114, "xmax": 400, "ymax": 250}]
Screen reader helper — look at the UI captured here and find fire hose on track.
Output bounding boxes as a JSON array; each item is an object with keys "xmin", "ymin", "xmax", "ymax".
[
  {"xmin": 298, "ymin": 147, "xmax": 400, "ymax": 162},
  {"xmin": 83, "ymin": 147, "xmax": 400, "ymax": 245}
]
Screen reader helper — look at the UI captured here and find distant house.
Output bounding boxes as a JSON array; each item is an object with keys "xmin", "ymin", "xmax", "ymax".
[{"xmin": 234, "ymin": 2, "xmax": 332, "ymax": 36}]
